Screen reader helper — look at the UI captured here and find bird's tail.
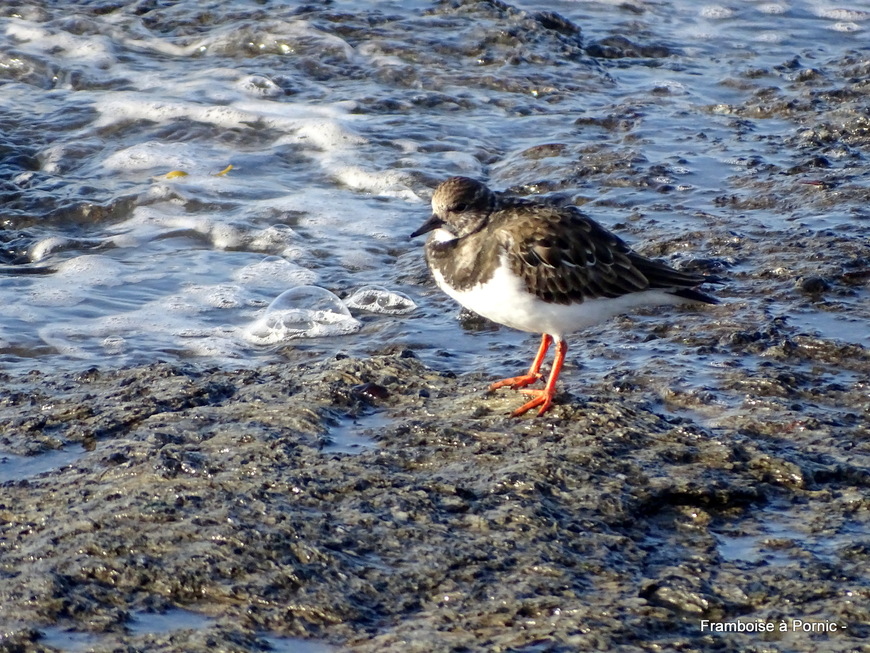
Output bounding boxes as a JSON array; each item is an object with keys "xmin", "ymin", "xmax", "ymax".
[
  {"xmin": 631, "ymin": 254, "xmax": 723, "ymax": 305},
  {"xmin": 668, "ymin": 285, "xmax": 720, "ymax": 305}
]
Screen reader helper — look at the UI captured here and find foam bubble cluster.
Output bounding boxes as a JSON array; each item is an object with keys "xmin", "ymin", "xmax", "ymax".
[{"xmin": 344, "ymin": 285, "xmax": 417, "ymax": 315}]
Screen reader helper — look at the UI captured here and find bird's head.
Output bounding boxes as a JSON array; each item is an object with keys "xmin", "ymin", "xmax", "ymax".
[{"xmin": 410, "ymin": 176, "xmax": 496, "ymax": 243}]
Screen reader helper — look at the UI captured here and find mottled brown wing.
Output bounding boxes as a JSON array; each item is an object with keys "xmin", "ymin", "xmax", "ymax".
[{"xmin": 497, "ymin": 201, "xmax": 708, "ymax": 305}]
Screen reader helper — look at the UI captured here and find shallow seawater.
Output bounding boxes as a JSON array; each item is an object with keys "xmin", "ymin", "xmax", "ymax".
[
  {"xmin": 0, "ymin": 1, "xmax": 867, "ymax": 384},
  {"xmin": 38, "ymin": 608, "xmax": 337, "ymax": 652},
  {"xmin": 324, "ymin": 411, "xmax": 392, "ymax": 454},
  {"xmin": 0, "ymin": 447, "xmax": 85, "ymax": 482},
  {"xmin": 714, "ymin": 502, "xmax": 867, "ymax": 567}
]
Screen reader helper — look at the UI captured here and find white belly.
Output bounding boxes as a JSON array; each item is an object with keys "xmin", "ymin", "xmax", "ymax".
[{"xmin": 431, "ymin": 257, "xmax": 689, "ymax": 339}]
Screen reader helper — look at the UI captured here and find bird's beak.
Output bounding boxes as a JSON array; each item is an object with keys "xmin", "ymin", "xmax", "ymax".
[{"xmin": 409, "ymin": 214, "xmax": 444, "ymax": 240}]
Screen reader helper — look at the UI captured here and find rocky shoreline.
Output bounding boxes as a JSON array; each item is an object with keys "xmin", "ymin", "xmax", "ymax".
[
  {"xmin": 2, "ymin": 2, "xmax": 870, "ymax": 650},
  {"xmin": 1, "ymin": 324, "xmax": 867, "ymax": 651}
]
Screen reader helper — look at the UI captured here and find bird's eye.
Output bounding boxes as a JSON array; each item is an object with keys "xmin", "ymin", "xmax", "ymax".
[{"xmin": 452, "ymin": 203, "xmax": 468, "ymax": 212}]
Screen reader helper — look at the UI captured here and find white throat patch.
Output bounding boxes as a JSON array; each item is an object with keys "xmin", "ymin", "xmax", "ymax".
[{"xmin": 431, "ymin": 227, "xmax": 457, "ymax": 244}]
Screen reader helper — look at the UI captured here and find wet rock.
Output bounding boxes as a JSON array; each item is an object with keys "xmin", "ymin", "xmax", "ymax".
[
  {"xmin": 534, "ymin": 11, "xmax": 581, "ymax": 37},
  {"xmin": 0, "ymin": 348, "xmax": 867, "ymax": 651},
  {"xmin": 351, "ymin": 381, "xmax": 390, "ymax": 402},
  {"xmin": 797, "ymin": 275, "xmax": 831, "ymax": 295},
  {"xmin": 586, "ymin": 35, "xmax": 676, "ymax": 59},
  {"xmin": 641, "ymin": 578, "xmax": 720, "ymax": 616}
]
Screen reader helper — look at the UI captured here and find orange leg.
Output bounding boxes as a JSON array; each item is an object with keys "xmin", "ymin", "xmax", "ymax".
[
  {"xmin": 511, "ymin": 338, "xmax": 567, "ymax": 417},
  {"xmin": 489, "ymin": 334, "xmax": 552, "ymax": 391}
]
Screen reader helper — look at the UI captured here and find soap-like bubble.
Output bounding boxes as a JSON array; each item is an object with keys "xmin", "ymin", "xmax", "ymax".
[
  {"xmin": 243, "ymin": 286, "xmax": 361, "ymax": 344},
  {"xmin": 344, "ymin": 285, "xmax": 417, "ymax": 315}
]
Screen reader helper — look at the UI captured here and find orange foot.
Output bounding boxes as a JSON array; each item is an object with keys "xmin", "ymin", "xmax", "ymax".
[
  {"xmin": 489, "ymin": 334, "xmax": 552, "ymax": 392},
  {"xmin": 489, "ymin": 372, "xmax": 541, "ymax": 391},
  {"xmin": 511, "ymin": 388, "xmax": 555, "ymax": 417}
]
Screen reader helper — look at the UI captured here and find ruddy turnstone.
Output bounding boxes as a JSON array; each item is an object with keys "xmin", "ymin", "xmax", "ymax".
[{"xmin": 410, "ymin": 176, "xmax": 719, "ymax": 417}]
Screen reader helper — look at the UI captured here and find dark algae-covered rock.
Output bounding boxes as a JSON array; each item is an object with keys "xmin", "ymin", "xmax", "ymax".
[{"xmin": 0, "ymin": 344, "xmax": 867, "ymax": 651}]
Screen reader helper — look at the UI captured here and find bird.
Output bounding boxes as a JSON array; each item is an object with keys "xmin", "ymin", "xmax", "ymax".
[{"xmin": 410, "ymin": 176, "xmax": 719, "ymax": 417}]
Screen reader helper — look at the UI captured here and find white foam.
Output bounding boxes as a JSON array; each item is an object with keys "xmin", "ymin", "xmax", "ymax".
[
  {"xmin": 195, "ymin": 285, "xmax": 244, "ymax": 310},
  {"xmin": 344, "ymin": 286, "xmax": 417, "ymax": 315},
  {"xmin": 646, "ymin": 80, "xmax": 687, "ymax": 94},
  {"xmin": 63, "ymin": 254, "xmax": 117, "ymax": 286},
  {"xmin": 0, "ymin": 284, "xmax": 40, "ymax": 321},
  {"xmin": 813, "ymin": 7, "xmax": 870, "ymax": 21},
  {"xmin": 118, "ymin": 34, "xmax": 203, "ymax": 58},
  {"xmin": 233, "ymin": 256, "xmax": 318, "ymax": 289},
  {"xmin": 757, "ymin": 3, "xmax": 788, "ymax": 15},
  {"xmin": 210, "ymin": 224, "xmax": 246, "ymax": 250},
  {"xmin": 109, "ymin": 205, "xmax": 257, "ymax": 251},
  {"xmin": 756, "ymin": 31, "xmax": 784, "ymax": 43},
  {"xmin": 827, "ymin": 21, "xmax": 863, "ymax": 32},
  {"xmin": 92, "ymin": 93, "xmax": 256, "ymax": 130},
  {"xmin": 90, "ymin": 90, "xmax": 397, "ymax": 197},
  {"xmin": 356, "ymin": 41, "xmax": 406, "ymax": 67},
  {"xmin": 277, "ymin": 119, "xmax": 367, "ymax": 150},
  {"xmin": 93, "ymin": 90, "xmax": 360, "ymax": 138},
  {"xmin": 699, "ymin": 5, "xmax": 735, "ymax": 19},
  {"xmin": 102, "ymin": 142, "xmax": 200, "ymax": 172},
  {"xmin": 28, "ymin": 255, "xmax": 125, "ymax": 307},
  {"xmin": 85, "ymin": 65, "xmax": 418, "ymax": 208},
  {"xmin": 247, "ymin": 225, "xmax": 304, "ymax": 258},
  {"xmin": 5, "ymin": 20, "xmax": 116, "ymax": 69},
  {"xmin": 235, "ymin": 74, "xmax": 283, "ymax": 98},
  {"xmin": 142, "ymin": 295, "xmax": 195, "ymax": 316},
  {"xmin": 37, "ymin": 294, "xmax": 249, "ymax": 361},
  {"xmin": 39, "ymin": 324, "xmax": 95, "ymax": 358},
  {"xmin": 169, "ymin": 284, "xmax": 245, "ymax": 311},
  {"xmin": 177, "ymin": 332, "xmax": 246, "ymax": 358},
  {"xmin": 333, "ymin": 167, "xmax": 416, "ymax": 198},
  {"xmin": 28, "ymin": 286, "xmax": 82, "ymax": 309}
]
